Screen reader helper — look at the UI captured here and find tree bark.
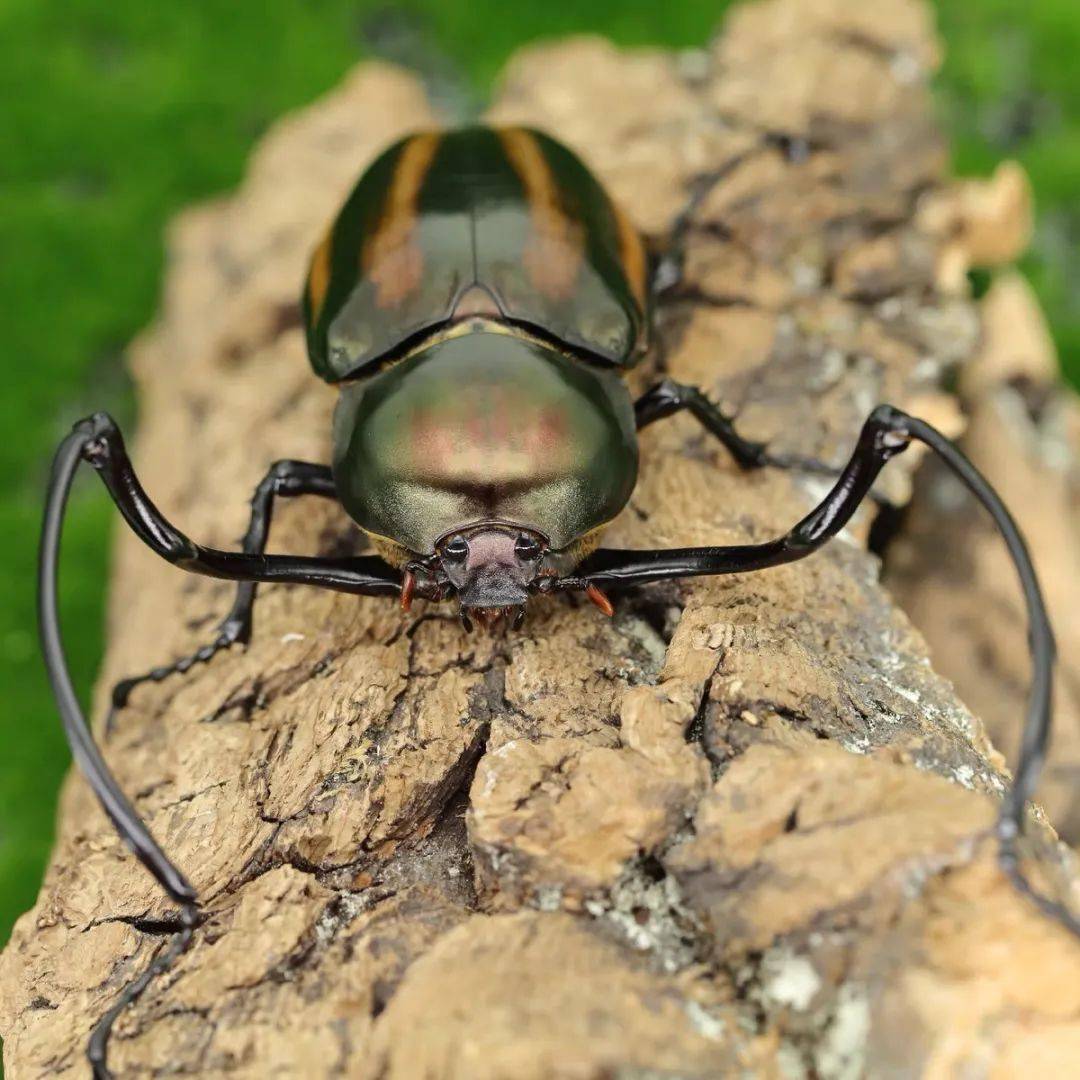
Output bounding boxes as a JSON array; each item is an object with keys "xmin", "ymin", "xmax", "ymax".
[{"xmin": 4, "ymin": 1, "xmax": 1080, "ymax": 1076}]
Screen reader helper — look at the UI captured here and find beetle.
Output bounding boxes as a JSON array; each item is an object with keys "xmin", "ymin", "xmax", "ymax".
[{"xmin": 39, "ymin": 125, "xmax": 1072, "ymax": 1075}]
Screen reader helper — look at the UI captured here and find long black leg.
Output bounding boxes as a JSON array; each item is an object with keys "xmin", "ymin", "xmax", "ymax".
[
  {"xmin": 41, "ymin": 423, "xmax": 199, "ymax": 1079},
  {"xmin": 572, "ymin": 404, "xmax": 909, "ymax": 585},
  {"xmin": 560, "ymin": 403, "xmax": 1076, "ymax": 937},
  {"xmin": 39, "ymin": 414, "xmax": 411, "ymax": 1076},
  {"xmin": 911, "ymin": 421, "xmax": 1070, "ymax": 934},
  {"xmin": 76, "ymin": 413, "xmax": 403, "ymax": 596},
  {"xmin": 634, "ymin": 378, "xmax": 836, "ymax": 475},
  {"xmin": 112, "ymin": 459, "xmax": 337, "ymax": 708}
]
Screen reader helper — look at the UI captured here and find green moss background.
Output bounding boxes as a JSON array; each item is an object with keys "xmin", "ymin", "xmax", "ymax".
[{"xmin": 1, "ymin": 0, "xmax": 1077, "ymax": 965}]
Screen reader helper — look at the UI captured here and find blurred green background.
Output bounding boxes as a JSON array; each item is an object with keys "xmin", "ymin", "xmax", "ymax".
[{"xmin": 0, "ymin": 0, "xmax": 1077, "ymax": 965}]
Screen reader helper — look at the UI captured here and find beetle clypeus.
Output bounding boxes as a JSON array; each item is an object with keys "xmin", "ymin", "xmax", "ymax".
[{"xmin": 39, "ymin": 126, "xmax": 1073, "ymax": 1076}]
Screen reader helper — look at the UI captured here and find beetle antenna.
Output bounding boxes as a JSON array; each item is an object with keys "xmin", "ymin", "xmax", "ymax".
[{"xmin": 39, "ymin": 418, "xmax": 202, "ymax": 1073}]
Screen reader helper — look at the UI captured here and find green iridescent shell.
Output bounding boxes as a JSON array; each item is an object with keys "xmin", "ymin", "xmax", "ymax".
[{"xmin": 332, "ymin": 329, "xmax": 638, "ymax": 554}]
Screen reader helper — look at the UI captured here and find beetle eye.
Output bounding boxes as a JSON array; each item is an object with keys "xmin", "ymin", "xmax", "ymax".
[
  {"xmin": 442, "ymin": 537, "xmax": 469, "ymax": 562},
  {"xmin": 515, "ymin": 534, "xmax": 542, "ymax": 559}
]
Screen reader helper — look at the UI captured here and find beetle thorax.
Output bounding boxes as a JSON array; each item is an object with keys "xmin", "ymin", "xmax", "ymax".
[{"xmin": 331, "ymin": 328, "xmax": 639, "ymax": 565}]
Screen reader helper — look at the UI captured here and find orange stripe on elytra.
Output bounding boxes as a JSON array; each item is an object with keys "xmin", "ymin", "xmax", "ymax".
[
  {"xmin": 610, "ymin": 198, "xmax": 648, "ymax": 324},
  {"xmin": 306, "ymin": 226, "xmax": 334, "ymax": 325},
  {"xmin": 363, "ymin": 131, "xmax": 442, "ymax": 310},
  {"xmin": 498, "ymin": 128, "xmax": 584, "ymax": 303}
]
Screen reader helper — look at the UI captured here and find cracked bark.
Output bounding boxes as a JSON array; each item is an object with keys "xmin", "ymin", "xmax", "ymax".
[{"xmin": 4, "ymin": 1, "xmax": 1080, "ymax": 1076}]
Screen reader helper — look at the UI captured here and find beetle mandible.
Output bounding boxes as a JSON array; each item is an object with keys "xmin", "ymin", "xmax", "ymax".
[{"xmin": 39, "ymin": 125, "xmax": 1073, "ymax": 1074}]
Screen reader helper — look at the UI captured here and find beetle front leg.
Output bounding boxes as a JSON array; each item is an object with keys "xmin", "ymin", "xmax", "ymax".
[
  {"xmin": 58, "ymin": 413, "xmax": 403, "ymax": 712},
  {"xmin": 41, "ymin": 419, "xmax": 203, "ymax": 1077},
  {"xmin": 112, "ymin": 459, "xmax": 337, "ymax": 708},
  {"xmin": 562, "ymin": 404, "xmax": 1077, "ymax": 940},
  {"xmin": 576, "ymin": 403, "xmax": 910, "ymax": 587},
  {"xmin": 634, "ymin": 378, "xmax": 839, "ymax": 476}
]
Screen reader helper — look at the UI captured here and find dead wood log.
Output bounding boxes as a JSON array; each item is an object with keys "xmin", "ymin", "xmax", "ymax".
[{"xmin": 4, "ymin": 1, "xmax": 1080, "ymax": 1076}]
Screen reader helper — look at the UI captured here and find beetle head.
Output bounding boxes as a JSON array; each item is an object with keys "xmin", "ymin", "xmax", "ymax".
[{"xmin": 436, "ymin": 524, "xmax": 546, "ymax": 630}]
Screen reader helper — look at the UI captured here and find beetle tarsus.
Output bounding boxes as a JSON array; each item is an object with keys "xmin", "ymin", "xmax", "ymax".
[
  {"xmin": 86, "ymin": 899, "xmax": 202, "ymax": 1079},
  {"xmin": 110, "ymin": 623, "xmax": 244, "ymax": 711}
]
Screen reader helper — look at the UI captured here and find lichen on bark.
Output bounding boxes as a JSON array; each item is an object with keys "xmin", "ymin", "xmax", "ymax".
[{"xmin": 4, "ymin": 1, "xmax": 1080, "ymax": 1077}]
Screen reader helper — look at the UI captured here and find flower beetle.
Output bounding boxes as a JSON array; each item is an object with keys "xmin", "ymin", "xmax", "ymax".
[
  {"xmin": 313, "ymin": 126, "xmax": 652, "ymax": 627},
  {"xmin": 39, "ymin": 125, "xmax": 1072, "ymax": 1074}
]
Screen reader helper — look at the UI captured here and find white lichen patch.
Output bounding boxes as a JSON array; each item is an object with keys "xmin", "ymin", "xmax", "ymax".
[
  {"xmin": 777, "ymin": 1042, "xmax": 810, "ymax": 1080},
  {"xmin": 760, "ymin": 948, "xmax": 821, "ymax": 1012},
  {"xmin": 313, "ymin": 891, "xmax": 366, "ymax": 948},
  {"xmin": 952, "ymin": 763, "xmax": 975, "ymax": 789},
  {"xmin": 838, "ymin": 732, "xmax": 871, "ymax": 756},
  {"xmin": 585, "ymin": 862, "xmax": 701, "ymax": 974},
  {"xmin": 615, "ymin": 613, "xmax": 671, "ymax": 675},
  {"xmin": 533, "ymin": 885, "xmax": 564, "ymax": 912},
  {"xmin": 684, "ymin": 999, "xmax": 726, "ymax": 1042},
  {"xmin": 814, "ymin": 985, "xmax": 870, "ymax": 1080}
]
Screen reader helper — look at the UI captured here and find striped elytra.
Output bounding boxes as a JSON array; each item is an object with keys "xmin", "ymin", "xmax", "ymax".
[{"xmin": 304, "ymin": 125, "xmax": 650, "ymax": 381}]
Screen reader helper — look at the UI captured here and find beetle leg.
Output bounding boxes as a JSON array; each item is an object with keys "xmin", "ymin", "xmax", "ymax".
[
  {"xmin": 66, "ymin": 415, "xmax": 401, "ymax": 592},
  {"xmin": 221, "ymin": 460, "xmax": 339, "ymax": 638},
  {"xmin": 634, "ymin": 378, "xmax": 839, "ymax": 476},
  {"xmin": 41, "ymin": 420, "xmax": 202, "ymax": 1077},
  {"xmin": 57, "ymin": 415, "xmax": 404, "ymax": 723},
  {"xmin": 41, "ymin": 414, "xmax": 414, "ymax": 1074},
  {"xmin": 111, "ymin": 459, "xmax": 338, "ymax": 709},
  {"xmin": 568, "ymin": 403, "xmax": 1077, "ymax": 939},
  {"xmin": 579, "ymin": 404, "xmax": 909, "ymax": 586}
]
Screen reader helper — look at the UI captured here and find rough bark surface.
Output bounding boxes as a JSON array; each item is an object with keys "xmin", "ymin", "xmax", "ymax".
[{"xmin": 4, "ymin": 1, "xmax": 1080, "ymax": 1076}]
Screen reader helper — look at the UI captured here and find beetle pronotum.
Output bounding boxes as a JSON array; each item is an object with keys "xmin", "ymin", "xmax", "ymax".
[{"xmin": 39, "ymin": 126, "xmax": 1074, "ymax": 1075}]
